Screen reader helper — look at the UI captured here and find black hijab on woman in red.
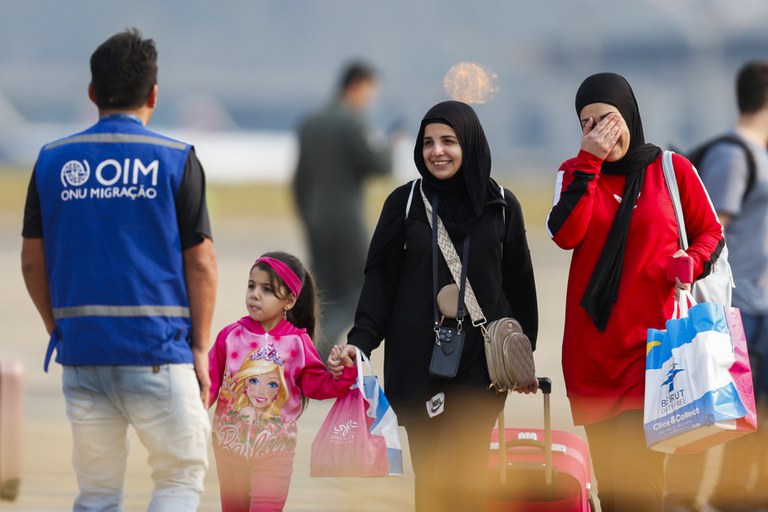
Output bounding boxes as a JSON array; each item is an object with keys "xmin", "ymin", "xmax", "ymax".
[
  {"xmin": 413, "ymin": 100, "xmax": 503, "ymax": 236},
  {"xmin": 575, "ymin": 73, "xmax": 662, "ymax": 331}
]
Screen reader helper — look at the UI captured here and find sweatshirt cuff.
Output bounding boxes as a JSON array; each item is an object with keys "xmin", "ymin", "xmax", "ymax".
[
  {"xmin": 339, "ymin": 365, "xmax": 358, "ymax": 385},
  {"xmin": 575, "ymin": 150, "xmax": 604, "ymax": 173},
  {"xmin": 690, "ymin": 251, "xmax": 708, "ymax": 280}
]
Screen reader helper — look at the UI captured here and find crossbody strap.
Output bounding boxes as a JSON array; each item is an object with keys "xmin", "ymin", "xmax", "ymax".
[
  {"xmin": 430, "ymin": 193, "xmax": 469, "ymax": 328},
  {"xmin": 420, "ymin": 182, "xmax": 487, "ymax": 326},
  {"xmin": 661, "ymin": 150, "xmax": 690, "ymax": 250}
]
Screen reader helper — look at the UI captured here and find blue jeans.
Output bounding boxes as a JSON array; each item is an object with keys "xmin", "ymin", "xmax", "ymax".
[{"xmin": 62, "ymin": 364, "xmax": 210, "ymax": 511}]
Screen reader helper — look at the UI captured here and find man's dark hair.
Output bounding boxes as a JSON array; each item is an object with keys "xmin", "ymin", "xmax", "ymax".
[
  {"xmin": 338, "ymin": 61, "xmax": 376, "ymax": 94},
  {"xmin": 90, "ymin": 28, "xmax": 158, "ymax": 110},
  {"xmin": 737, "ymin": 60, "xmax": 768, "ymax": 114}
]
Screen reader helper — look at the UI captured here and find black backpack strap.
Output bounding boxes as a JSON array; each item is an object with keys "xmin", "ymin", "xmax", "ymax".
[{"xmin": 692, "ymin": 134, "xmax": 757, "ymax": 201}]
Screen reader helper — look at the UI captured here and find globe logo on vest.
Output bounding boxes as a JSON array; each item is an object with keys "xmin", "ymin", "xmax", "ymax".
[{"xmin": 61, "ymin": 160, "xmax": 90, "ymax": 187}]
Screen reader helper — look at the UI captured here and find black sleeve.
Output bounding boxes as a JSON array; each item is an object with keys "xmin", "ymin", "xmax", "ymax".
[
  {"xmin": 22, "ymin": 166, "xmax": 43, "ymax": 238},
  {"xmin": 501, "ymin": 189, "xmax": 539, "ymax": 349},
  {"xmin": 176, "ymin": 148, "xmax": 213, "ymax": 249}
]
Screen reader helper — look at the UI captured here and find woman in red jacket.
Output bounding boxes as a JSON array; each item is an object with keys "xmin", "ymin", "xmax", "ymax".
[{"xmin": 546, "ymin": 73, "xmax": 724, "ymax": 512}]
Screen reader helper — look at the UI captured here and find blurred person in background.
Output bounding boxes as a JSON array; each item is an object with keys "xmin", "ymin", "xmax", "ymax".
[
  {"xmin": 292, "ymin": 61, "xmax": 394, "ymax": 359},
  {"xmin": 20, "ymin": 29, "xmax": 217, "ymax": 511},
  {"xmin": 665, "ymin": 60, "xmax": 768, "ymax": 512}
]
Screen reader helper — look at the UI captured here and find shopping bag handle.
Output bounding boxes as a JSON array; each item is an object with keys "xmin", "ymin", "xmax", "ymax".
[
  {"xmin": 353, "ymin": 347, "xmax": 378, "ymax": 393},
  {"xmin": 673, "ymin": 289, "xmax": 697, "ymax": 319}
]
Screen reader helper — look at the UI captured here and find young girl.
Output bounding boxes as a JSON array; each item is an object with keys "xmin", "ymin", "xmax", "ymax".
[{"xmin": 209, "ymin": 251, "xmax": 357, "ymax": 512}]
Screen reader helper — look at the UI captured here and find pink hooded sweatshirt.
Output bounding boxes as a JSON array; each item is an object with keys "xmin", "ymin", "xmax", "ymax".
[{"xmin": 209, "ymin": 316, "xmax": 356, "ymax": 458}]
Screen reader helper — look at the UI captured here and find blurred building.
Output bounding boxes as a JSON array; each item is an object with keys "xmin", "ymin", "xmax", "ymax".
[{"xmin": 0, "ymin": 0, "xmax": 766, "ymax": 179}]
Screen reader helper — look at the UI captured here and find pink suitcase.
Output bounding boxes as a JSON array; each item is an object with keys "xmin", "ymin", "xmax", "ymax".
[
  {"xmin": 487, "ymin": 378, "xmax": 595, "ymax": 512},
  {"xmin": 0, "ymin": 359, "xmax": 23, "ymax": 501}
]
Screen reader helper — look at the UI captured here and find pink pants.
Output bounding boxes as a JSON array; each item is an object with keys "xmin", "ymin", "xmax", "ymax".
[{"xmin": 214, "ymin": 447, "xmax": 295, "ymax": 512}]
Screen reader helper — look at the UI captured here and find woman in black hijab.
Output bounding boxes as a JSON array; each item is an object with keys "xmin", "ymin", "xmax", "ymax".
[
  {"xmin": 334, "ymin": 100, "xmax": 539, "ymax": 511},
  {"xmin": 547, "ymin": 73, "xmax": 724, "ymax": 511}
]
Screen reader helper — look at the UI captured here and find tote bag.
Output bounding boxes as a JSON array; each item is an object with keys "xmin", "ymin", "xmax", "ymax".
[
  {"xmin": 310, "ymin": 349, "xmax": 402, "ymax": 477},
  {"xmin": 644, "ymin": 291, "xmax": 757, "ymax": 454},
  {"xmin": 661, "ymin": 150, "xmax": 734, "ymax": 307}
]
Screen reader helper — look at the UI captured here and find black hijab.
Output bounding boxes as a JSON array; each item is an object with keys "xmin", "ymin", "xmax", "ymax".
[
  {"xmin": 575, "ymin": 73, "xmax": 661, "ymax": 331},
  {"xmin": 413, "ymin": 100, "xmax": 502, "ymax": 236}
]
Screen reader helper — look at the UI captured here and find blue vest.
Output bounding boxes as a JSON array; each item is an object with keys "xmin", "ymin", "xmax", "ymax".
[{"xmin": 36, "ymin": 115, "xmax": 194, "ymax": 369}]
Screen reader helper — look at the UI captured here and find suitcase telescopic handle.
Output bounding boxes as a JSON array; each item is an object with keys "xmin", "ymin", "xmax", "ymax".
[{"xmin": 497, "ymin": 377, "xmax": 553, "ymax": 488}]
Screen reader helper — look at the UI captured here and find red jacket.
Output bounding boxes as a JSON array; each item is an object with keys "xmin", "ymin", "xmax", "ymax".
[{"xmin": 547, "ymin": 150, "xmax": 723, "ymax": 425}]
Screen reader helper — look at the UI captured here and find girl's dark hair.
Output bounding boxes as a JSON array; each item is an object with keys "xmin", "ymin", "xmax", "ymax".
[{"xmin": 253, "ymin": 251, "xmax": 318, "ymax": 340}]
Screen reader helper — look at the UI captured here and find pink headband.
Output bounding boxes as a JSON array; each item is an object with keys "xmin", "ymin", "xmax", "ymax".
[{"xmin": 253, "ymin": 257, "xmax": 303, "ymax": 297}]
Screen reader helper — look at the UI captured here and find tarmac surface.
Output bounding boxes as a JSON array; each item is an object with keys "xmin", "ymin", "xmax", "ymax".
[{"xmin": 0, "ymin": 175, "xmax": 722, "ymax": 511}]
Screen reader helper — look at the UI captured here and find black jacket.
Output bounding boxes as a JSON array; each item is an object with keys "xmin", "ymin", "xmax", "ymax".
[{"xmin": 349, "ymin": 179, "xmax": 539, "ymax": 421}]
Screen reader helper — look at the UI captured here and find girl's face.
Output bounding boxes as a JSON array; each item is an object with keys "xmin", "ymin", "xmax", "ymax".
[
  {"xmin": 579, "ymin": 102, "xmax": 630, "ymax": 162},
  {"xmin": 422, "ymin": 123, "xmax": 463, "ymax": 180},
  {"xmin": 244, "ymin": 369, "xmax": 281, "ymax": 410},
  {"xmin": 245, "ymin": 267, "xmax": 296, "ymax": 332}
]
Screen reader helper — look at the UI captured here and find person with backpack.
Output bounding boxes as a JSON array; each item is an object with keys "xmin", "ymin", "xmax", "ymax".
[
  {"xmin": 331, "ymin": 100, "xmax": 539, "ymax": 511},
  {"xmin": 664, "ymin": 61, "xmax": 768, "ymax": 512}
]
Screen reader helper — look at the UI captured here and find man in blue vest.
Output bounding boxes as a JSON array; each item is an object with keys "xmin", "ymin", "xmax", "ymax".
[{"xmin": 20, "ymin": 29, "xmax": 217, "ymax": 511}]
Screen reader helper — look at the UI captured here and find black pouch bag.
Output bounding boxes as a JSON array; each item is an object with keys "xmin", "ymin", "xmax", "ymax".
[{"xmin": 429, "ymin": 325, "xmax": 465, "ymax": 378}]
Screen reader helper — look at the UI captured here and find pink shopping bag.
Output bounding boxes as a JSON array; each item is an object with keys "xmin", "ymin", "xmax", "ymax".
[
  {"xmin": 679, "ymin": 306, "xmax": 757, "ymax": 453},
  {"xmin": 310, "ymin": 385, "xmax": 388, "ymax": 477}
]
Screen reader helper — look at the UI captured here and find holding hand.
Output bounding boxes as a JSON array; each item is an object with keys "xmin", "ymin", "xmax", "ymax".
[
  {"xmin": 670, "ymin": 249, "xmax": 693, "ymax": 300},
  {"xmin": 327, "ymin": 344, "xmax": 357, "ymax": 378},
  {"xmin": 513, "ymin": 379, "xmax": 539, "ymax": 395}
]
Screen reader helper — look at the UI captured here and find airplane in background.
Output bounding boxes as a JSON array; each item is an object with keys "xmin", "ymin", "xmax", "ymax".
[
  {"xmin": 0, "ymin": 92, "xmax": 415, "ymax": 184},
  {"xmin": 165, "ymin": 127, "xmax": 297, "ymax": 185},
  {"xmin": 0, "ymin": 92, "xmax": 298, "ymax": 184}
]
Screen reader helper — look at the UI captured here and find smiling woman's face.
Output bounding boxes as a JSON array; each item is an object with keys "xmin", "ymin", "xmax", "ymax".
[{"xmin": 422, "ymin": 122, "xmax": 463, "ymax": 180}]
